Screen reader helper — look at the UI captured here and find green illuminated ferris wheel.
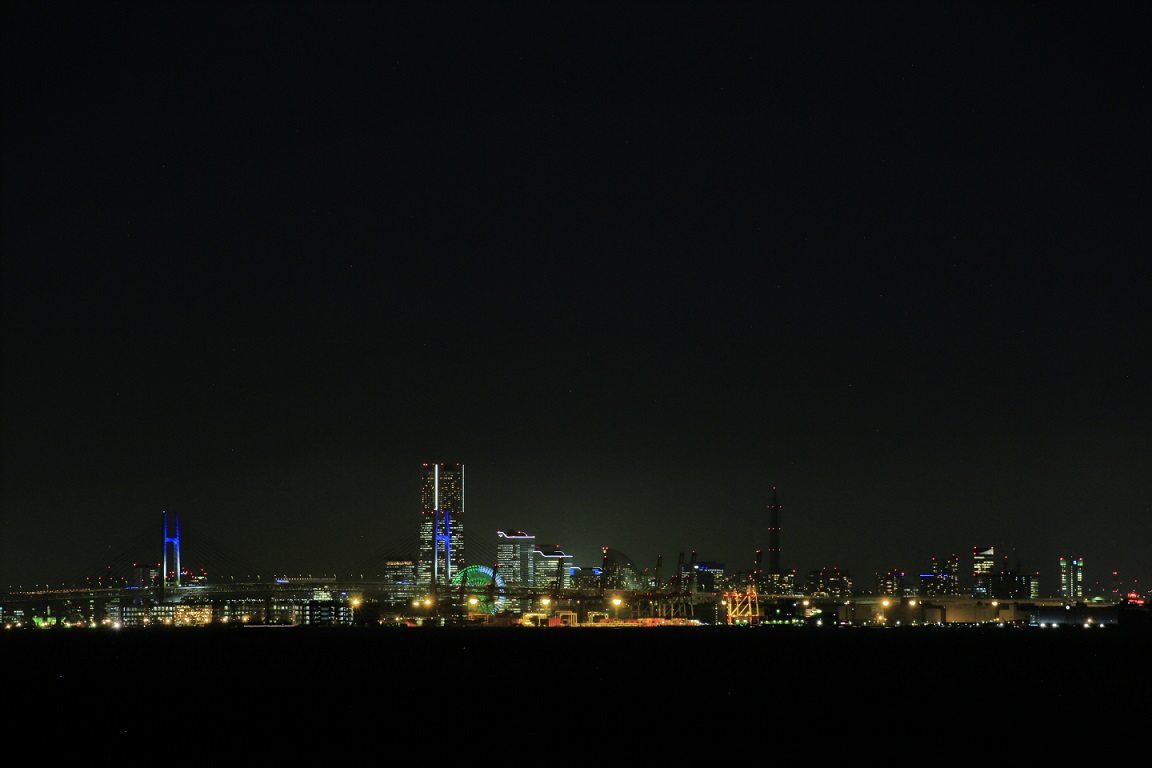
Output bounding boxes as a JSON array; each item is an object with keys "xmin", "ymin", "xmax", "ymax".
[{"xmin": 449, "ymin": 564, "xmax": 506, "ymax": 615}]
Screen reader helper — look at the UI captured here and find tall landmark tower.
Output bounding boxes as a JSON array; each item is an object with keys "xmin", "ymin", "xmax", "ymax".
[
  {"xmin": 760, "ymin": 487, "xmax": 794, "ymax": 595},
  {"xmin": 417, "ymin": 462, "xmax": 465, "ymax": 593},
  {"xmin": 766, "ymin": 486, "xmax": 782, "ymax": 575}
]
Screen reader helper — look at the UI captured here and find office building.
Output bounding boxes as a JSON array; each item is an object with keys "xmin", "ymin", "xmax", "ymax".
[
  {"xmin": 990, "ymin": 571, "xmax": 1034, "ymax": 600},
  {"xmin": 496, "ymin": 530, "xmax": 535, "ymax": 587},
  {"xmin": 691, "ymin": 561, "xmax": 725, "ymax": 593},
  {"xmin": 417, "ymin": 462, "xmax": 465, "ymax": 593},
  {"xmin": 600, "ymin": 547, "xmax": 646, "ymax": 591},
  {"xmin": 877, "ymin": 570, "xmax": 907, "ymax": 597},
  {"xmin": 921, "ymin": 554, "xmax": 961, "ymax": 597},
  {"xmin": 533, "ymin": 547, "xmax": 574, "ymax": 591},
  {"xmin": 804, "ymin": 566, "xmax": 853, "ymax": 598},
  {"xmin": 496, "ymin": 529, "xmax": 536, "ymax": 615},
  {"xmin": 972, "ymin": 546, "xmax": 995, "ymax": 598},
  {"xmin": 381, "ymin": 558, "xmax": 418, "ymax": 606},
  {"xmin": 1059, "ymin": 556, "xmax": 1085, "ymax": 600}
]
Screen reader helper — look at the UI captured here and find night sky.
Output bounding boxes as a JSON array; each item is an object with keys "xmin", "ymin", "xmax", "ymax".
[{"xmin": 3, "ymin": 2, "xmax": 1149, "ymax": 592}]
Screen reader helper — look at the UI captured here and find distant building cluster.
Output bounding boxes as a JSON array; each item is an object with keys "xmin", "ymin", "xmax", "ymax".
[
  {"xmin": 406, "ymin": 465, "xmax": 1136, "ymax": 605},
  {"xmin": 1, "ymin": 462, "xmax": 1145, "ymax": 630}
]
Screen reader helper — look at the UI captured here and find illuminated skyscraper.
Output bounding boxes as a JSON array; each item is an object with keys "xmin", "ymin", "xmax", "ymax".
[
  {"xmin": 496, "ymin": 529, "xmax": 536, "ymax": 615},
  {"xmin": 417, "ymin": 462, "xmax": 465, "ymax": 592},
  {"xmin": 972, "ymin": 546, "xmax": 995, "ymax": 598},
  {"xmin": 1059, "ymin": 556, "xmax": 1084, "ymax": 599},
  {"xmin": 533, "ymin": 546, "xmax": 573, "ymax": 591},
  {"xmin": 496, "ymin": 530, "xmax": 535, "ymax": 588}
]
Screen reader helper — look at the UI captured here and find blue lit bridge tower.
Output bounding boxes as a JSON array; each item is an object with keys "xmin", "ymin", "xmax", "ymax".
[{"xmin": 162, "ymin": 511, "xmax": 181, "ymax": 590}]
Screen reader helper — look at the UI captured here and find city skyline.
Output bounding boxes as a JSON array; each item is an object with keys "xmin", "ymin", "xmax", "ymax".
[
  {"xmin": 1, "ymin": 485, "xmax": 1138, "ymax": 602},
  {"xmin": 3, "ymin": 4, "xmax": 1149, "ymax": 592}
]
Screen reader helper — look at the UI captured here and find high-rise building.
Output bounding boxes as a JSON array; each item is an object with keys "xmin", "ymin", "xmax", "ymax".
[
  {"xmin": 989, "ymin": 571, "xmax": 1034, "ymax": 600},
  {"xmin": 921, "ymin": 554, "xmax": 961, "ymax": 596},
  {"xmin": 496, "ymin": 530, "xmax": 535, "ymax": 587},
  {"xmin": 533, "ymin": 546, "xmax": 573, "ymax": 591},
  {"xmin": 972, "ymin": 546, "xmax": 995, "ymax": 597},
  {"xmin": 496, "ymin": 530, "xmax": 536, "ymax": 615},
  {"xmin": 381, "ymin": 558, "xmax": 418, "ymax": 605},
  {"xmin": 1059, "ymin": 556, "xmax": 1085, "ymax": 600},
  {"xmin": 692, "ymin": 561, "xmax": 725, "ymax": 593},
  {"xmin": 877, "ymin": 570, "xmax": 907, "ymax": 597},
  {"xmin": 601, "ymin": 547, "xmax": 646, "ymax": 591},
  {"xmin": 417, "ymin": 462, "xmax": 465, "ymax": 593},
  {"xmin": 804, "ymin": 567, "xmax": 853, "ymax": 598}
]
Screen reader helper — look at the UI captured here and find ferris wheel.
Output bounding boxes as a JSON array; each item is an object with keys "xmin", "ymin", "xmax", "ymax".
[{"xmin": 449, "ymin": 564, "xmax": 506, "ymax": 614}]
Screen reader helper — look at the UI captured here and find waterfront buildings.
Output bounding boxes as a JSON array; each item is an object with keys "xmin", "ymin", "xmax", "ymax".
[
  {"xmin": 533, "ymin": 547, "xmax": 574, "ymax": 591},
  {"xmin": 496, "ymin": 529, "xmax": 535, "ymax": 615}
]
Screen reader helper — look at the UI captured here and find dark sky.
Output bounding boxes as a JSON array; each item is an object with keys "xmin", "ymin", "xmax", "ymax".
[{"xmin": 3, "ymin": 1, "xmax": 1149, "ymax": 593}]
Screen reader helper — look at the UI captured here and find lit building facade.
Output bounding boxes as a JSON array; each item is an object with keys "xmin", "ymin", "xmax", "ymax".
[
  {"xmin": 496, "ymin": 529, "xmax": 535, "ymax": 615},
  {"xmin": 381, "ymin": 558, "xmax": 418, "ymax": 605},
  {"xmin": 876, "ymin": 570, "xmax": 907, "ymax": 597},
  {"xmin": 533, "ymin": 547, "xmax": 573, "ymax": 590},
  {"xmin": 496, "ymin": 530, "xmax": 535, "ymax": 588},
  {"xmin": 600, "ymin": 547, "xmax": 646, "ymax": 591},
  {"xmin": 1059, "ymin": 556, "xmax": 1085, "ymax": 599},
  {"xmin": 804, "ymin": 566, "xmax": 853, "ymax": 598},
  {"xmin": 758, "ymin": 571, "xmax": 797, "ymax": 596},
  {"xmin": 972, "ymin": 546, "xmax": 995, "ymax": 598},
  {"xmin": 691, "ymin": 561, "xmax": 725, "ymax": 593},
  {"xmin": 417, "ymin": 462, "xmax": 465, "ymax": 593},
  {"xmin": 921, "ymin": 554, "xmax": 961, "ymax": 597}
]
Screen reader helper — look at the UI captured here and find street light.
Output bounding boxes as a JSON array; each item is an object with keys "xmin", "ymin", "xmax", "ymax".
[
  {"xmin": 411, "ymin": 597, "xmax": 434, "ymax": 625},
  {"xmin": 612, "ymin": 597, "xmax": 623, "ymax": 622}
]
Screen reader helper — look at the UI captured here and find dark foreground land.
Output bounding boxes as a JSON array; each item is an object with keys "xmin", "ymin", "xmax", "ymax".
[{"xmin": 7, "ymin": 623, "xmax": 1148, "ymax": 746}]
